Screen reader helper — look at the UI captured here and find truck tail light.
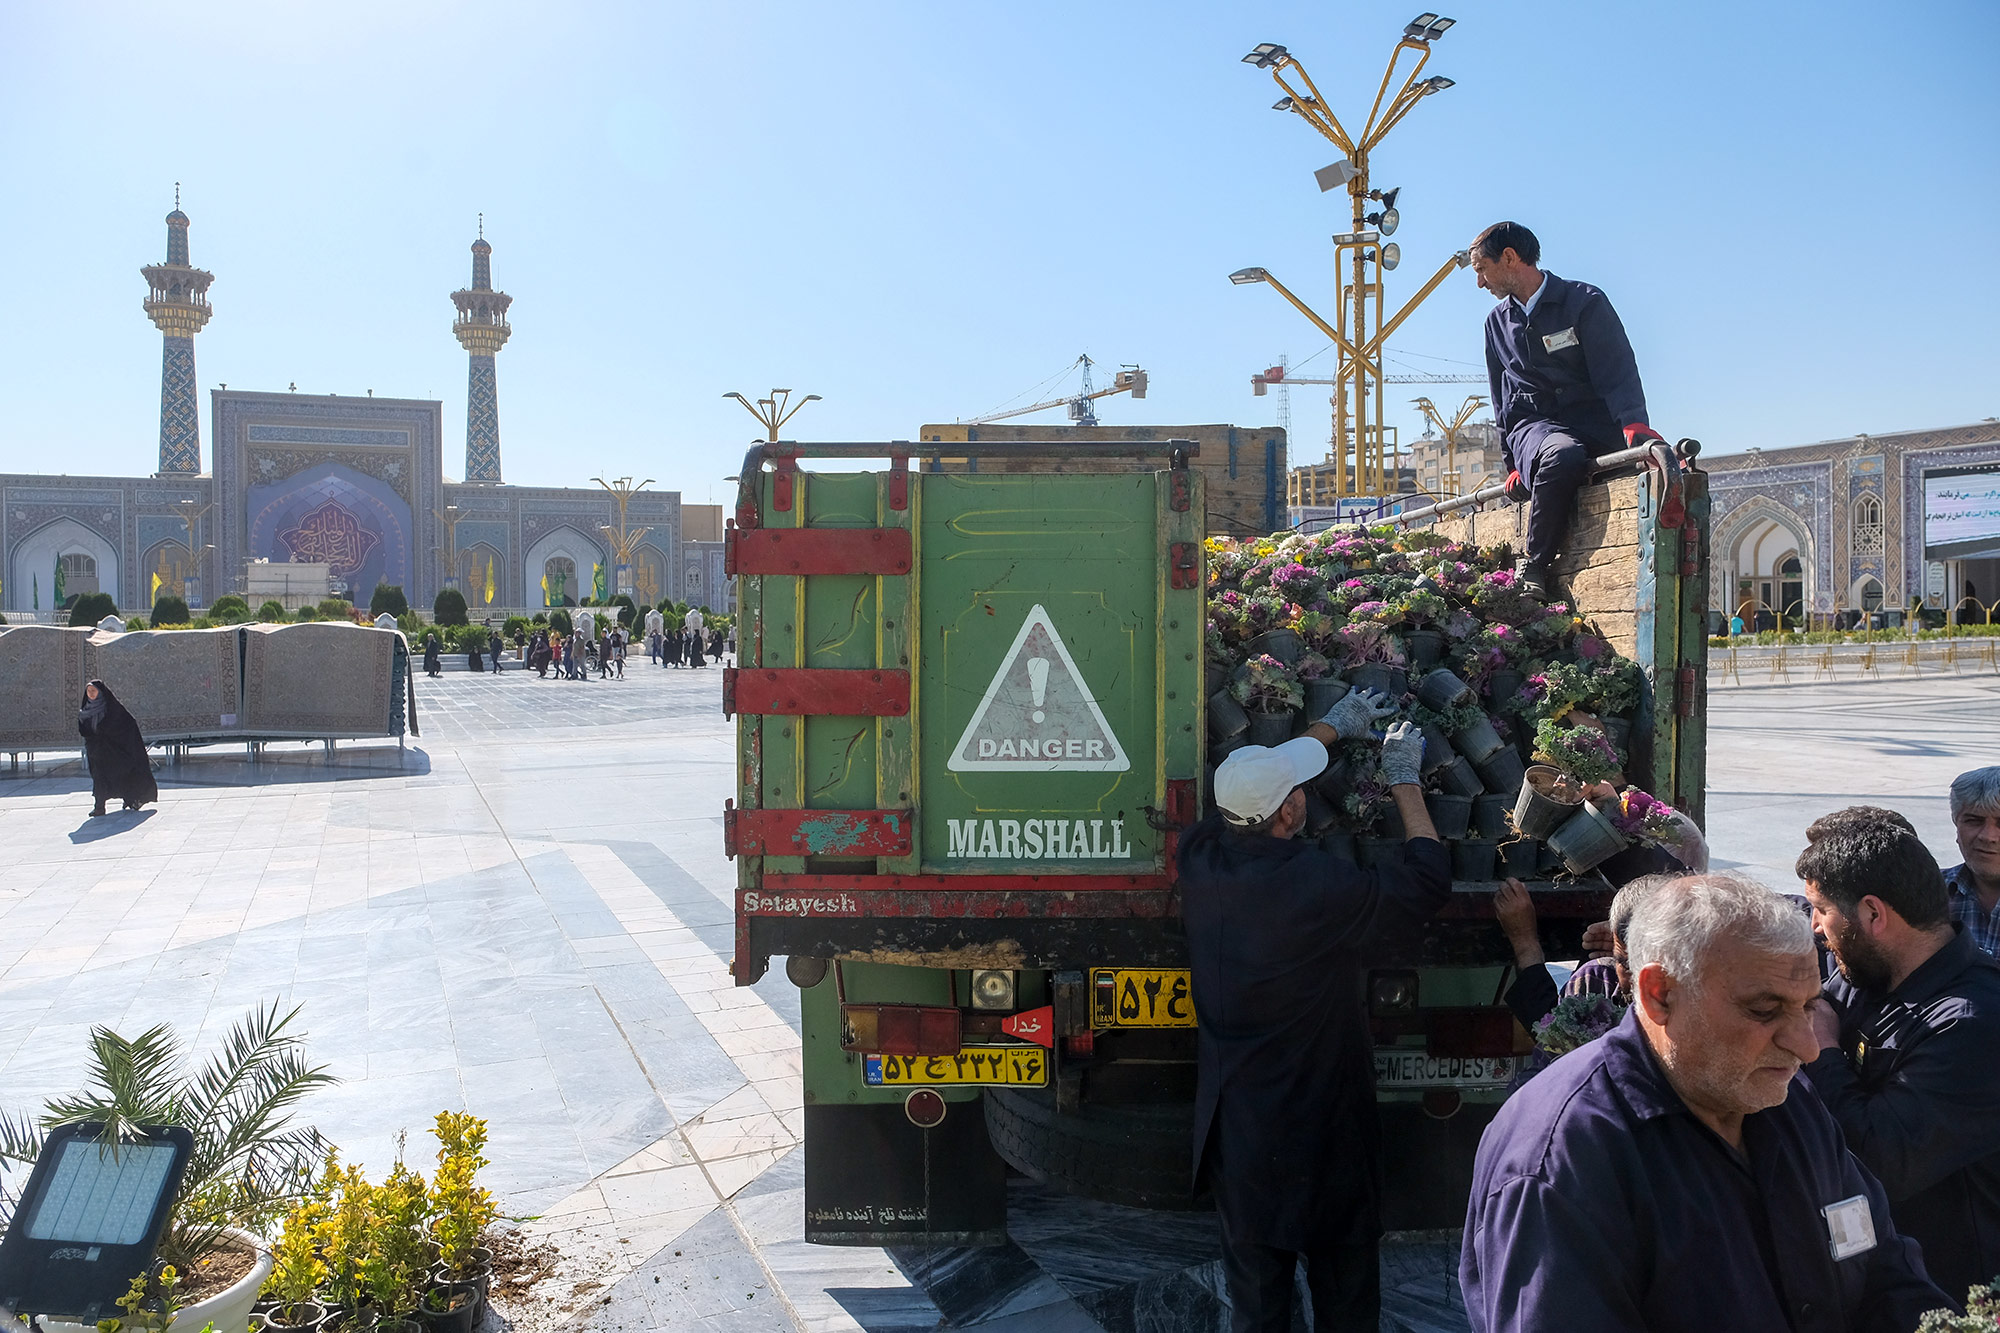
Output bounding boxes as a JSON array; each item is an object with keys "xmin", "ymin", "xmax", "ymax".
[
  {"xmin": 1369, "ymin": 970, "xmax": 1419, "ymax": 1016},
  {"xmin": 1425, "ymin": 1007, "xmax": 1516, "ymax": 1058},
  {"xmin": 840, "ymin": 1004, "xmax": 961, "ymax": 1056}
]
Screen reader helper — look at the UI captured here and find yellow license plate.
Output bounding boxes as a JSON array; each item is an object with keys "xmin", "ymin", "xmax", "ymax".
[
  {"xmin": 1091, "ymin": 968, "xmax": 1197, "ymax": 1028},
  {"xmin": 863, "ymin": 1047, "xmax": 1049, "ymax": 1086}
]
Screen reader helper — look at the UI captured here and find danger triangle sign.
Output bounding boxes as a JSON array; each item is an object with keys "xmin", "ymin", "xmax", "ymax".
[{"xmin": 948, "ymin": 604, "xmax": 1130, "ymax": 772}]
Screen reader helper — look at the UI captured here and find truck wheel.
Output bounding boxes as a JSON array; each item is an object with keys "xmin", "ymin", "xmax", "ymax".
[{"xmin": 983, "ymin": 1087, "xmax": 1206, "ymax": 1212}]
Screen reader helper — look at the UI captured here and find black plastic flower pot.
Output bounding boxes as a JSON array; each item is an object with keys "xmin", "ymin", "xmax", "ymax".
[
  {"xmin": 1436, "ymin": 755, "xmax": 1486, "ymax": 798},
  {"xmin": 1499, "ymin": 837, "xmax": 1542, "ymax": 879},
  {"xmin": 1452, "ymin": 714, "xmax": 1508, "ymax": 766},
  {"xmin": 1347, "ymin": 662, "xmax": 1397, "ymax": 696},
  {"xmin": 1319, "ymin": 830, "xmax": 1357, "ymax": 861},
  {"xmin": 1471, "ymin": 793, "xmax": 1511, "ymax": 840},
  {"xmin": 1452, "ymin": 838, "xmax": 1499, "ymax": 881},
  {"xmin": 1419, "ymin": 724, "xmax": 1458, "ymax": 773},
  {"xmin": 1424, "ymin": 792, "xmax": 1474, "ymax": 840},
  {"xmin": 1303, "ymin": 787, "xmax": 1339, "ymax": 837},
  {"xmin": 1208, "ymin": 689, "xmax": 1250, "ymax": 741},
  {"xmin": 1547, "ymin": 802, "xmax": 1630, "ymax": 875},
  {"xmin": 1311, "ymin": 752, "xmax": 1353, "ymax": 801},
  {"xmin": 1514, "ymin": 765, "xmax": 1583, "ymax": 839},
  {"xmin": 1304, "ymin": 676, "xmax": 1351, "ymax": 719},
  {"xmin": 418, "ymin": 1289, "xmax": 474, "ymax": 1333},
  {"xmin": 1246, "ymin": 708, "xmax": 1296, "ymax": 747},
  {"xmin": 1246, "ymin": 627, "xmax": 1305, "ymax": 665},
  {"xmin": 1485, "ymin": 667, "xmax": 1526, "ymax": 706},
  {"xmin": 1355, "ymin": 835, "xmax": 1402, "ymax": 867},
  {"xmin": 265, "ymin": 1303, "xmax": 328, "ymax": 1333},
  {"xmin": 1605, "ymin": 714, "xmax": 1634, "ymax": 751},
  {"xmin": 1474, "ymin": 747, "xmax": 1527, "ymax": 799},
  {"xmin": 1404, "ymin": 628, "xmax": 1445, "ymax": 669},
  {"xmin": 1211, "ymin": 733, "xmax": 1247, "ymax": 762},
  {"xmin": 1415, "ymin": 667, "xmax": 1475, "ymax": 712}
]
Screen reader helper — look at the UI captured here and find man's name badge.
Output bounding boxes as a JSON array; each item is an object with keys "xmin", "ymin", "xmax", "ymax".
[
  {"xmin": 1543, "ymin": 327, "xmax": 1580, "ymax": 352},
  {"xmin": 1822, "ymin": 1194, "xmax": 1877, "ymax": 1261}
]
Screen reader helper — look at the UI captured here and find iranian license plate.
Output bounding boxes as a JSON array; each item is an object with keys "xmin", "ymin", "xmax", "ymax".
[
  {"xmin": 863, "ymin": 1047, "xmax": 1049, "ymax": 1087},
  {"xmin": 1091, "ymin": 968, "xmax": 1197, "ymax": 1028},
  {"xmin": 1373, "ymin": 1050, "xmax": 1516, "ymax": 1087}
]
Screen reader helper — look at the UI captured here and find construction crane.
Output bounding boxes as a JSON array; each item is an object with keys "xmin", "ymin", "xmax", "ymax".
[
  {"xmin": 1249, "ymin": 363, "xmax": 1482, "ymax": 392},
  {"xmin": 964, "ymin": 355, "xmax": 1148, "ymax": 427}
]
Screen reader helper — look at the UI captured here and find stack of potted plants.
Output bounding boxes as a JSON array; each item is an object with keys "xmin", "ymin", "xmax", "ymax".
[{"xmin": 1203, "ymin": 524, "xmax": 1674, "ymax": 879}]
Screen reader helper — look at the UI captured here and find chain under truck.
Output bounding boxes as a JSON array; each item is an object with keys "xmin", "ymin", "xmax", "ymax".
[{"xmin": 725, "ymin": 438, "xmax": 1709, "ymax": 1244}]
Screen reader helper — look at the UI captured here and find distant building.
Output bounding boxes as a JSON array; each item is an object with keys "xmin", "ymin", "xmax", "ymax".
[
  {"xmin": 1704, "ymin": 423, "xmax": 2000, "ymax": 625},
  {"xmin": 1410, "ymin": 420, "xmax": 1506, "ymax": 499},
  {"xmin": 0, "ymin": 205, "xmax": 729, "ymax": 619}
]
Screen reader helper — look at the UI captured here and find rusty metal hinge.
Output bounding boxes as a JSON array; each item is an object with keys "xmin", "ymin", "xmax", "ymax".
[{"xmin": 1170, "ymin": 542, "xmax": 1199, "ymax": 590}]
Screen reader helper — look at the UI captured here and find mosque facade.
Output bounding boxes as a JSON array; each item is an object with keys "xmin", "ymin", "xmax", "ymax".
[{"xmin": 1, "ymin": 206, "xmax": 721, "ymax": 619}]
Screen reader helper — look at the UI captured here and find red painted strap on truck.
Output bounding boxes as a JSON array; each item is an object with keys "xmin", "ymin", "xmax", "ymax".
[
  {"xmin": 740, "ymin": 886, "xmax": 1179, "ymax": 918},
  {"xmin": 725, "ymin": 527, "xmax": 913, "ymax": 577},
  {"xmin": 759, "ymin": 872, "xmax": 1171, "ymax": 893},
  {"xmin": 722, "ymin": 668, "xmax": 911, "ymax": 717},
  {"xmin": 1169, "ymin": 542, "xmax": 1199, "ymax": 590},
  {"xmin": 724, "ymin": 807, "xmax": 914, "ymax": 859}
]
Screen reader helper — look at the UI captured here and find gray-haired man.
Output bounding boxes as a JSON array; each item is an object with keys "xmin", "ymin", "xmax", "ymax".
[
  {"xmin": 1462, "ymin": 873, "xmax": 1946, "ymax": 1332},
  {"xmin": 1947, "ymin": 767, "xmax": 2000, "ymax": 955}
]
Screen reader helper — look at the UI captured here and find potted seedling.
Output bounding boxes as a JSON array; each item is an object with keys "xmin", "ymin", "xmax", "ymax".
[
  {"xmin": 1228, "ymin": 654, "xmax": 1304, "ymax": 746},
  {"xmin": 263, "ymin": 1202, "xmax": 327, "ymax": 1333},
  {"xmin": 315, "ymin": 1156, "xmax": 374, "ymax": 1331},
  {"xmin": 426, "ymin": 1113, "xmax": 496, "ymax": 1321},
  {"xmin": 367, "ymin": 1156, "xmax": 432, "ymax": 1333}
]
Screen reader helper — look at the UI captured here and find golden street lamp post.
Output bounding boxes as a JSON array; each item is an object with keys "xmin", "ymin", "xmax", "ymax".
[
  {"xmin": 433, "ymin": 503, "xmax": 463, "ymax": 594},
  {"xmin": 725, "ymin": 388, "xmax": 821, "ymax": 443},
  {"xmin": 175, "ymin": 499, "xmax": 211, "ymax": 608},
  {"xmin": 1410, "ymin": 393, "xmax": 1487, "ymax": 497},
  {"xmin": 594, "ymin": 475, "xmax": 655, "ymax": 599},
  {"xmin": 1236, "ymin": 15, "xmax": 1467, "ymax": 498}
]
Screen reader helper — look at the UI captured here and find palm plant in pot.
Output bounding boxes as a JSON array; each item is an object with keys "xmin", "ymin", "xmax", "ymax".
[{"xmin": 0, "ymin": 1002, "xmax": 333, "ymax": 1333}]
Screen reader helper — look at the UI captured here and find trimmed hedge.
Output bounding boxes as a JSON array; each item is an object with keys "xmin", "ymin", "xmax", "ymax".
[
  {"xmin": 68, "ymin": 592, "xmax": 118, "ymax": 626},
  {"xmin": 370, "ymin": 583, "xmax": 410, "ymax": 617},
  {"xmin": 257, "ymin": 600, "xmax": 286, "ymax": 622},
  {"xmin": 151, "ymin": 593, "xmax": 191, "ymax": 625},
  {"xmin": 434, "ymin": 588, "xmax": 470, "ymax": 626}
]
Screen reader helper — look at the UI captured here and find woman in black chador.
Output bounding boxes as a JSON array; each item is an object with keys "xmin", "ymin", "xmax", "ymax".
[{"xmin": 78, "ymin": 680, "xmax": 157, "ymax": 816}]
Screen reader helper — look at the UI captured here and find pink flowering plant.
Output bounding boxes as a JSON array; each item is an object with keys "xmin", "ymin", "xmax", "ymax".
[
  {"xmin": 1295, "ymin": 650, "xmax": 1335, "ymax": 682},
  {"xmin": 1533, "ymin": 718, "xmax": 1622, "ymax": 784},
  {"xmin": 1335, "ymin": 621, "xmax": 1407, "ymax": 667},
  {"xmin": 1533, "ymin": 993, "xmax": 1627, "ymax": 1056},
  {"xmin": 1292, "ymin": 609, "xmax": 1342, "ymax": 652},
  {"xmin": 1228, "ymin": 654, "xmax": 1303, "ymax": 714}
]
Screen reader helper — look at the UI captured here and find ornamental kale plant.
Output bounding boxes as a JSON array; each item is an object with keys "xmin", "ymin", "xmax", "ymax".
[
  {"xmin": 1295, "ymin": 650, "xmax": 1335, "ymax": 681},
  {"xmin": 1534, "ymin": 719, "xmax": 1623, "ymax": 784},
  {"xmin": 1533, "ymin": 993, "xmax": 1627, "ymax": 1056},
  {"xmin": 1228, "ymin": 654, "xmax": 1304, "ymax": 714}
]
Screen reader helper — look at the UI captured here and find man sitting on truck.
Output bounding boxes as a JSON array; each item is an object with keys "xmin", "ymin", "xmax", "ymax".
[
  {"xmin": 1472, "ymin": 221, "xmax": 1663, "ymax": 599},
  {"xmin": 1179, "ymin": 689, "xmax": 1447, "ymax": 1332}
]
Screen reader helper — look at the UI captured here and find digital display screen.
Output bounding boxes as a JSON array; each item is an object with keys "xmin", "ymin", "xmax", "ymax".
[
  {"xmin": 23, "ymin": 1140, "xmax": 176, "ymax": 1246},
  {"xmin": 1924, "ymin": 465, "xmax": 2000, "ymax": 560}
]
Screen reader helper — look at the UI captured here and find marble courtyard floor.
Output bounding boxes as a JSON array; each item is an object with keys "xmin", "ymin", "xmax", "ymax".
[{"xmin": 0, "ymin": 662, "xmax": 1992, "ymax": 1333}]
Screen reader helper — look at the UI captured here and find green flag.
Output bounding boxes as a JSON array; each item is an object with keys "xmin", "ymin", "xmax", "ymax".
[
  {"xmin": 52, "ymin": 556, "xmax": 66, "ymax": 605},
  {"xmin": 33, "ymin": 571, "xmax": 39, "ymax": 611},
  {"xmin": 592, "ymin": 562, "xmax": 606, "ymax": 601}
]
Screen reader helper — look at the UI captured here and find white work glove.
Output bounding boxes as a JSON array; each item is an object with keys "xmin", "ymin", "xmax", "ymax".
[
  {"xmin": 1322, "ymin": 687, "xmax": 1399, "ymax": 740},
  {"xmin": 1380, "ymin": 720, "xmax": 1426, "ymax": 788}
]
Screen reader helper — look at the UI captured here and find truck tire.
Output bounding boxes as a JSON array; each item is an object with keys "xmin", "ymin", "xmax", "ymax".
[{"xmin": 983, "ymin": 1087, "xmax": 1207, "ymax": 1212}]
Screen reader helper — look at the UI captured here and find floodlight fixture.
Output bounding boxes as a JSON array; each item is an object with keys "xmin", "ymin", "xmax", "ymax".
[
  {"xmin": 1380, "ymin": 243, "xmax": 1402, "ymax": 271},
  {"xmin": 1228, "ymin": 267, "xmax": 1270, "ymax": 285},
  {"xmin": 1422, "ymin": 76, "xmax": 1456, "ymax": 93},
  {"xmin": 1273, "ymin": 96, "xmax": 1296, "ymax": 111},
  {"xmin": 1330, "ymin": 231, "xmax": 1381, "ymax": 246},
  {"xmin": 1366, "ymin": 208, "xmax": 1401, "ymax": 235},
  {"xmin": 1314, "ymin": 159, "xmax": 1361, "ymax": 192},
  {"xmin": 1405, "ymin": 12, "xmax": 1440, "ymax": 37},
  {"xmin": 1427, "ymin": 15, "xmax": 1456, "ymax": 36},
  {"xmin": 1242, "ymin": 43, "xmax": 1288, "ymax": 68},
  {"xmin": 1374, "ymin": 186, "xmax": 1402, "ymax": 210}
]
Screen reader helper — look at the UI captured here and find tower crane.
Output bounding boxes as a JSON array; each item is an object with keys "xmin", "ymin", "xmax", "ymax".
[
  {"xmin": 963, "ymin": 355, "xmax": 1148, "ymax": 427},
  {"xmin": 1248, "ymin": 363, "xmax": 1481, "ymax": 393}
]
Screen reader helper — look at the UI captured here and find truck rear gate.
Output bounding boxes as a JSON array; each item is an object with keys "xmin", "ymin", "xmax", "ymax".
[{"xmin": 727, "ymin": 440, "xmax": 1707, "ymax": 1245}]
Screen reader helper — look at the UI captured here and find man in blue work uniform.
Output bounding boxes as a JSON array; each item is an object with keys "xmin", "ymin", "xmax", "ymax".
[
  {"xmin": 1179, "ymin": 691, "xmax": 1448, "ymax": 1332},
  {"xmin": 1462, "ymin": 872, "xmax": 1947, "ymax": 1332},
  {"xmin": 1799, "ymin": 814, "xmax": 2000, "ymax": 1305},
  {"xmin": 1473, "ymin": 221, "xmax": 1663, "ymax": 598}
]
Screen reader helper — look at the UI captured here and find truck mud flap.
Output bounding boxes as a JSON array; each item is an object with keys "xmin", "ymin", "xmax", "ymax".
[
  {"xmin": 1377, "ymin": 1100, "xmax": 1501, "ymax": 1232},
  {"xmin": 804, "ymin": 1102, "xmax": 1007, "ymax": 1247}
]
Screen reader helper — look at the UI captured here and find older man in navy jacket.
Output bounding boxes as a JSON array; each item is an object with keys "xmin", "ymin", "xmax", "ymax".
[
  {"xmin": 1473, "ymin": 221, "xmax": 1661, "ymax": 598},
  {"xmin": 1462, "ymin": 873, "xmax": 1947, "ymax": 1332}
]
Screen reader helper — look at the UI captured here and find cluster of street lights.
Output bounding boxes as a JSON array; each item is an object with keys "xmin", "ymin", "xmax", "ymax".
[{"xmin": 1232, "ymin": 15, "xmax": 1466, "ymax": 499}]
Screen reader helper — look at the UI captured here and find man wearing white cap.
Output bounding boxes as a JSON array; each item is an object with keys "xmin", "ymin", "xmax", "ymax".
[{"xmin": 1179, "ymin": 690, "xmax": 1446, "ymax": 1332}]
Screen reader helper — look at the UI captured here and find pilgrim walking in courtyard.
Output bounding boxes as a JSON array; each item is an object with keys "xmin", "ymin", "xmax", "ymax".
[{"xmin": 78, "ymin": 680, "xmax": 156, "ymax": 817}]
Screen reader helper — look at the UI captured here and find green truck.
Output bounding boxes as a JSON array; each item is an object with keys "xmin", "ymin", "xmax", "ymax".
[{"xmin": 724, "ymin": 438, "xmax": 1709, "ymax": 1244}]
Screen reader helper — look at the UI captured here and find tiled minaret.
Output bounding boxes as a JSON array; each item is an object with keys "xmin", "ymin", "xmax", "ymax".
[
  {"xmin": 451, "ymin": 219, "xmax": 512, "ymax": 483},
  {"xmin": 142, "ymin": 188, "xmax": 214, "ymax": 475}
]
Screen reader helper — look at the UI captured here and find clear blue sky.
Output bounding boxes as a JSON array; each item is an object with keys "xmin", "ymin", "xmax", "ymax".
[{"xmin": 2, "ymin": 0, "xmax": 1994, "ymax": 501}]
